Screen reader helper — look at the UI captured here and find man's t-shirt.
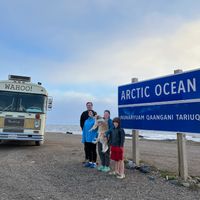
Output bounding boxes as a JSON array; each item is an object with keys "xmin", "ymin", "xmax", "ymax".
[{"xmin": 80, "ymin": 110, "xmax": 89, "ymax": 130}]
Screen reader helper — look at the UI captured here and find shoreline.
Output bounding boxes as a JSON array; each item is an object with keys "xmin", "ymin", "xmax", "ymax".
[
  {"xmin": 46, "ymin": 123, "xmax": 200, "ymax": 142},
  {"xmin": 47, "ymin": 131, "xmax": 200, "ymax": 143}
]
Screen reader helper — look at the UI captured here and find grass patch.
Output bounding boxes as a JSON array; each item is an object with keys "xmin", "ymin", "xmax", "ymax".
[{"xmin": 159, "ymin": 170, "xmax": 177, "ymax": 179}]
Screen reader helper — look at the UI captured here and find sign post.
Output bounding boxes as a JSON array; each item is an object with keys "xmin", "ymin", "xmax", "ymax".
[
  {"xmin": 177, "ymin": 133, "xmax": 188, "ymax": 180},
  {"xmin": 174, "ymin": 69, "xmax": 188, "ymax": 180},
  {"xmin": 131, "ymin": 78, "xmax": 140, "ymax": 166}
]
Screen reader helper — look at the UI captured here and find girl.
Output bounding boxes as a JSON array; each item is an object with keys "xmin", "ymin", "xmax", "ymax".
[
  {"xmin": 82, "ymin": 110, "xmax": 98, "ymax": 168},
  {"xmin": 106, "ymin": 117, "xmax": 125, "ymax": 179}
]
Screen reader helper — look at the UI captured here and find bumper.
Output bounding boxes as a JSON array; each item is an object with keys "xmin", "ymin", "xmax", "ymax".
[{"xmin": 0, "ymin": 132, "xmax": 44, "ymax": 141}]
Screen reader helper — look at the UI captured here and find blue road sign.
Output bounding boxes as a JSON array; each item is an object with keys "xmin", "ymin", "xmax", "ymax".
[{"xmin": 118, "ymin": 69, "xmax": 200, "ymax": 133}]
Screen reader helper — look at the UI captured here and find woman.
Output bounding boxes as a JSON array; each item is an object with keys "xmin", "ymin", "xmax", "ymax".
[{"xmin": 97, "ymin": 110, "xmax": 113, "ymax": 172}]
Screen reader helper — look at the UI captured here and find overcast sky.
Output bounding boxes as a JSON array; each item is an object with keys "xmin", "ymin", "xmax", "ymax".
[{"xmin": 1, "ymin": 0, "xmax": 200, "ymax": 125}]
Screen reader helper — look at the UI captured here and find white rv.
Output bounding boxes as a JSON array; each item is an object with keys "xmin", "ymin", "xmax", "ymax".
[{"xmin": 0, "ymin": 75, "xmax": 52, "ymax": 145}]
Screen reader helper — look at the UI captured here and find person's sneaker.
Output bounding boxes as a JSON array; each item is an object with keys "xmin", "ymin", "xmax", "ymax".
[
  {"xmin": 108, "ymin": 171, "xmax": 118, "ymax": 175},
  {"xmin": 102, "ymin": 166, "xmax": 110, "ymax": 172},
  {"xmin": 84, "ymin": 162, "xmax": 92, "ymax": 167},
  {"xmin": 82, "ymin": 159, "xmax": 89, "ymax": 164},
  {"xmin": 116, "ymin": 174, "xmax": 125, "ymax": 179},
  {"xmin": 90, "ymin": 163, "xmax": 97, "ymax": 168},
  {"xmin": 97, "ymin": 165, "xmax": 104, "ymax": 171}
]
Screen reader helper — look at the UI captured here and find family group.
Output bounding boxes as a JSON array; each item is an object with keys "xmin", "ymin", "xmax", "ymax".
[{"xmin": 80, "ymin": 102, "xmax": 125, "ymax": 179}]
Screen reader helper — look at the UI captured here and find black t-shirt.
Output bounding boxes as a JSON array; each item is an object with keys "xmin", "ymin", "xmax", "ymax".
[{"xmin": 80, "ymin": 110, "xmax": 89, "ymax": 130}]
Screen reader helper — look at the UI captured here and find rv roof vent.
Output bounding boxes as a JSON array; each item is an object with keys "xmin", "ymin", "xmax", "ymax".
[{"xmin": 9, "ymin": 75, "xmax": 31, "ymax": 82}]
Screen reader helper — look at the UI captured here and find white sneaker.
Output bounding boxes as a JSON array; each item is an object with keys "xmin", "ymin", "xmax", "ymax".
[
  {"xmin": 116, "ymin": 174, "xmax": 125, "ymax": 179},
  {"xmin": 108, "ymin": 171, "xmax": 117, "ymax": 175}
]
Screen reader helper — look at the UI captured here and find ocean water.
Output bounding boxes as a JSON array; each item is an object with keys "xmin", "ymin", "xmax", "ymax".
[{"xmin": 46, "ymin": 124, "xmax": 200, "ymax": 142}]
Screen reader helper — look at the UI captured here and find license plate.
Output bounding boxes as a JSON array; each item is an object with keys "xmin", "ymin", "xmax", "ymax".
[{"xmin": 8, "ymin": 134, "xmax": 17, "ymax": 139}]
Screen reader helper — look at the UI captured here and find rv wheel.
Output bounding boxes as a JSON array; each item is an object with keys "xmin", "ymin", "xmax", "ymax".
[
  {"xmin": 35, "ymin": 140, "xmax": 44, "ymax": 146},
  {"xmin": 35, "ymin": 141, "xmax": 40, "ymax": 146}
]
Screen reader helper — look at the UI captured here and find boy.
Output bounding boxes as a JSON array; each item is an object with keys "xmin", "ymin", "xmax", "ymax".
[{"xmin": 106, "ymin": 117, "xmax": 125, "ymax": 179}]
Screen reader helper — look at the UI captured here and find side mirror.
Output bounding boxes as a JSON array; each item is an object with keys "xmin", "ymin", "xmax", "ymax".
[{"xmin": 47, "ymin": 97, "xmax": 53, "ymax": 110}]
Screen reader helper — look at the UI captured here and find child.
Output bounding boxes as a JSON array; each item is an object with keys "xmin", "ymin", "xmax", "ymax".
[
  {"xmin": 82, "ymin": 110, "xmax": 98, "ymax": 168},
  {"xmin": 106, "ymin": 117, "xmax": 125, "ymax": 179}
]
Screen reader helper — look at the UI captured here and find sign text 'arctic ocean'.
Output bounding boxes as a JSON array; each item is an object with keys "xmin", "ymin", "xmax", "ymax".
[{"xmin": 118, "ymin": 69, "xmax": 200, "ymax": 133}]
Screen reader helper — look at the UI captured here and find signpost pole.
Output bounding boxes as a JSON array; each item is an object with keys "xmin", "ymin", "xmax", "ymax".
[
  {"xmin": 177, "ymin": 133, "xmax": 188, "ymax": 180},
  {"xmin": 131, "ymin": 78, "xmax": 140, "ymax": 166},
  {"xmin": 174, "ymin": 69, "xmax": 188, "ymax": 181}
]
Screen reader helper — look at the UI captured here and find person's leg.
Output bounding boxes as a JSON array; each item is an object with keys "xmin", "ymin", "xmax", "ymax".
[
  {"xmin": 88, "ymin": 143, "xmax": 97, "ymax": 168},
  {"xmin": 84, "ymin": 142, "xmax": 92, "ymax": 167},
  {"xmin": 114, "ymin": 161, "xmax": 117, "ymax": 172},
  {"xmin": 114, "ymin": 161, "xmax": 118, "ymax": 173},
  {"xmin": 84, "ymin": 142, "xmax": 89, "ymax": 161},
  {"xmin": 109, "ymin": 160, "xmax": 119, "ymax": 175},
  {"xmin": 91, "ymin": 143, "xmax": 97, "ymax": 163},
  {"xmin": 104, "ymin": 147, "xmax": 110, "ymax": 167},
  {"xmin": 120, "ymin": 147, "xmax": 124, "ymax": 175},
  {"xmin": 119, "ymin": 160, "xmax": 125, "ymax": 175},
  {"xmin": 87, "ymin": 142, "xmax": 92, "ymax": 162},
  {"xmin": 98, "ymin": 142, "xmax": 105, "ymax": 166},
  {"xmin": 101, "ymin": 147, "xmax": 111, "ymax": 172},
  {"xmin": 116, "ymin": 160, "xmax": 125, "ymax": 179}
]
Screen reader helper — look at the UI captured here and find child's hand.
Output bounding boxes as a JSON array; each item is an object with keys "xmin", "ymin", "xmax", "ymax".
[{"xmin": 92, "ymin": 139, "xmax": 98, "ymax": 144}]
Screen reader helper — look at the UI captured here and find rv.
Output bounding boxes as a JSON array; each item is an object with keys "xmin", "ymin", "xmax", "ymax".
[{"xmin": 0, "ymin": 75, "xmax": 52, "ymax": 145}]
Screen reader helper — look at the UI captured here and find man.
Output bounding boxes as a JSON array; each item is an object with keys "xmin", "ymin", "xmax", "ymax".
[
  {"xmin": 80, "ymin": 102, "xmax": 94, "ymax": 163},
  {"xmin": 80, "ymin": 102, "xmax": 93, "ymax": 130}
]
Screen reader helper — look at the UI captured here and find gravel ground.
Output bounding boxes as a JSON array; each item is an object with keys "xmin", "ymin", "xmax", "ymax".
[
  {"xmin": 125, "ymin": 138, "xmax": 200, "ymax": 176},
  {"xmin": 0, "ymin": 133, "xmax": 199, "ymax": 200}
]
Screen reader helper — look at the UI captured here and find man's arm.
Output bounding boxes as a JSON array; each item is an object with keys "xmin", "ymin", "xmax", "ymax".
[{"xmin": 80, "ymin": 112, "xmax": 85, "ymax": 129}]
